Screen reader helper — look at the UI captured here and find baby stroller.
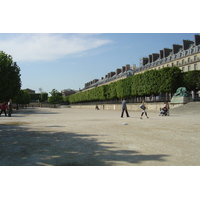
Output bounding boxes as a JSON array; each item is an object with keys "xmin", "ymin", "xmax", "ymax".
[{"xmin": 159, "ymin": 107, "xmax": 168, "ymax": 116}]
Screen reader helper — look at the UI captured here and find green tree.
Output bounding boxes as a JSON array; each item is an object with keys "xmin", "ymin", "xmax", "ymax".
[
  {"xmin": 39, "ymin": 88, "xmax": 48, "ymax": 102},
  {"xmin": 183, "ymin": 70, "xmax": 200, "ymax": 92},
  {"xmin": 159, "ymin": 67, "xmax": 183, "ymax": 94},
  {"xmin": 30, "ymin": 93, "xmax": 41, "ymax": 102},
  {"xmin": 142, "ymin": 69, "xmax": 161, "ymax": 96},
  {"xmin": 15, "ymin": 90, "xmax": 30, "ymax": 108},
  {"xmin": 40, "ymin": 93, "xmax": 48, "ymax": 102},
  {"xmin": 0, "ymin": 51, "xmax": 21, "ymax": 101},
  {"xmin": 116, "ymin": 77, "xmax": 132, "ymax": 99},
  {"xmin": 48, "ymin": 89, "xmax": 63, "ymax": 107},
  {"xmin": 107, "ymin": 82, "xmax": 117, "ymax": 100}
]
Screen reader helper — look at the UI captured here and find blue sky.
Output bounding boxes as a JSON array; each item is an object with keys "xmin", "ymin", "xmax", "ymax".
[
  {"xmin": 0, "ymin": 33, "xmax": 198, "ymax": 93},
  {"xmin": 0, "ymin": 1, "xmax": 199, "ymax": 94}
]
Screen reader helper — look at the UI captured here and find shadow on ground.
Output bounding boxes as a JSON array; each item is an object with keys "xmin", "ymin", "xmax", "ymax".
[
  {"xmin": 0, "ymin": 124, "xmax": 169, "ymax": 166},
  {"xmin": 13, "ymin": 108, "xmax": 60, "ymax": 116}
]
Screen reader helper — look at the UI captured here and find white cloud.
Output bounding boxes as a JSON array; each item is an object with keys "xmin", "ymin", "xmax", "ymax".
[{"xmin": 0, "ymin": 33, "xmax": 112, "ymax": 62}]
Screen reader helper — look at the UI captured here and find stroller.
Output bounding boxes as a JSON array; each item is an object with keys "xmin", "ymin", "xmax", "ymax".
[{"xmin": 159, "ymin": 107, "xmax": 168, "ymax": 116}]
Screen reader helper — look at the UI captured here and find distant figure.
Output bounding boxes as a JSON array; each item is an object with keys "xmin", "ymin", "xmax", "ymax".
[
  {"xmin": 166, "ymin": 102, "xmax": 170, "ymax": 116},
  {"xmin": 0, "ymin": 100, "xmax": 7, "ymax": 116},
  {"xmin": 161, "ymin": 102, "xmax": 169, "ymax": 116},
  {"xmin": 95, "ymin": 105, "xmax": 100, "ymax": 110},
  {"xmin": 7, "ymin": 99, "xmax": 13, "ymax": 117},
  {"xmin": 121, "ymin": 99, "xmax": 130, "ymax": 118},
  {"xmin": 140, "ymin": 100, "xmax": 149, "ymax": 119}
]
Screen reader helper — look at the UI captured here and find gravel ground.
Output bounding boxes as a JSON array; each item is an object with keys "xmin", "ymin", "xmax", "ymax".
[{"xmin": 0, "ymin": 102, "xmax": 200, "ymax": 166}]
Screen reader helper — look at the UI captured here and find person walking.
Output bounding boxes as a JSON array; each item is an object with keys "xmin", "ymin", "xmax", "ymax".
[
  {"xmin": 165, "ymin": 102, "xmax": 170, "ymax": 116},
  {"xmin": 0, "ymin": 100, "xmax": 7, "ymax": 116},
  {"xmin": 140, "ymin": 100, "xmax": 149, "ymax": 119},
  {"xmin": 95, "ymin": 105, "xmax": 100, "ymax": 110},
  {"xmin": 121, "ymin": 98, "xmax": 130, "ymax": 118},
  {"xmin": 7, "ymin": 99, "xmax": 13, "ymax": 117}
]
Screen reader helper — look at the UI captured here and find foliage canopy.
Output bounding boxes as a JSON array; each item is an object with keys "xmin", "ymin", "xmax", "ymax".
[
  {"xmin": 0, "ymin": 51, "xmax": 21, "ymax": 101},
  {"xmin": 69, "ymin": 67, "xmax": 198, "ymax": 103},
  {"xmin": 48, "ymin": 89, "xmax": 63, "ymax": 105}
]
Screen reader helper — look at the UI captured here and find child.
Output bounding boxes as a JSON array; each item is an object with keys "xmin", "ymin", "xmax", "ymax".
[{"xmin": 140, "ymin": 100, "xmax": 149, "ymax": 119}]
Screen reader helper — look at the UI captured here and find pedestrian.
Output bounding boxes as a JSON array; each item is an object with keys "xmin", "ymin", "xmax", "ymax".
[
  {"xmin": 165, "ymin": 102, "xmax": 170, "ymax": 116},
  {"xmin": 0, "ymin": 100, "xmax": 7, "ymax": 116},
  {"xmin": 121, "ymin": 98, "xmax": 130, "ymax": 118},
  {"xmin": 140, "ymin": 100, "xmax": 149, "ymax": 119},
  {"xmin": 7, "ymin": 99, "xmax": 13, "ymax": 117},
  {"xmin": 95, "ymin": 105, "xmax": 100, "ymax": 110}
]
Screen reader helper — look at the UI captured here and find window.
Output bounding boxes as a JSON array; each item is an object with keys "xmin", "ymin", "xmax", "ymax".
[
  {"xmin": 172, "ymin": 63, "xmax": 174, "ymax": 67},
  {"xmin": 194, "ymin": 64, "xmax": 198, "ymax": 70},
  {"xmin": 194, "ymin": 55, "xmax": 197, "ymax": 61},
  {"xmin": 182, "ymin": 59, "xmax": 184, "ymax": 64},
  {"xmin": 182, "ymin": 67, "xmax": 185, "ymax": 72},
  {"xmin": 176, "ymin": 61, "xmax": 179, "ymax": 66},
  {"xmin": 188, "ymin": 57, "xmax": 191, "ymax": 63},
  {"xmin": 188, "ymin": 66, "xmax": 191, "ymax": 71}
]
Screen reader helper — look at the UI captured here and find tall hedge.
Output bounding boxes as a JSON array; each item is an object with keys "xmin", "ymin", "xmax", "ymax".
[
  {"xmin": 182, "ymin": 70, "xmax": 200, "ymax": 92},
  {"xmin": 68, "ymin": 67, "xmax": 195, "ymax": 103},
  {"xmin": 158, "ymin": 67, "xmax": 183, "ymax": 94}
]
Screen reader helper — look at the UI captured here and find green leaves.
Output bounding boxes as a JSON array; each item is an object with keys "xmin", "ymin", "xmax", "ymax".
[
  {"xmin": 182, "ymin": 70, "xmax": 200, "ymax": 91},
  {"xmin": 0, "ymin": 51, "xmax": 21, "ymax": 101},
  {"xmin": 48, "ymin": 89, "xmax": 63, "ymax": 105},
  {"xmin": 15, "ymin": 90, "xmax": 31, "ymax": 104},
  {"xmin": 158, "ymin": 67, "xmax": 183, "ymax": 94},
  {"xmin": 69, "ymin": 67, "xmax": 198, "ymax": 103}
]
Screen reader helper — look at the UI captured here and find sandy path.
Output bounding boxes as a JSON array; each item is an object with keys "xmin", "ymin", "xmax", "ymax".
[{"xmin": 0, "ymin": 104, "xmax": 200, "ymax": 166}]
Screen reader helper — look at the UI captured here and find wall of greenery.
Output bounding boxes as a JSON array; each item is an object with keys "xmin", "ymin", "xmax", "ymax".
[{"xmin": 68, "ymin": 67, "xmax": 200, "ymax": 104}]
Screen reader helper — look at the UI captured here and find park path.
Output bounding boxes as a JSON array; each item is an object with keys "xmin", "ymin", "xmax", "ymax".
[{"xmin": 0, "ymin": 102, "xmax": 200, "ymax": 166}]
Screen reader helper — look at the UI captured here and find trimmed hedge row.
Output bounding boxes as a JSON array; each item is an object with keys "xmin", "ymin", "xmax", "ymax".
[{"xmin": 69, "ymin": 67, "xmax": 200, "ymax": 103}]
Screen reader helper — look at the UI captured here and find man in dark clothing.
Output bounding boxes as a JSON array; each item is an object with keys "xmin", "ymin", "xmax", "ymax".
[{"xmin": 121, "ymin": 99, "xmax": 130, "ymax": 118}]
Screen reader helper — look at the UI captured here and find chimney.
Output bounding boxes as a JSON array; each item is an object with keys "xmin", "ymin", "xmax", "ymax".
[
  {"xmin": 148, "ymin": 55, "xmax": 152, "ymax": 63},
  {"xmin": 116, "ymin": 68, "xmax": 121, "ymax": 75},
  {"xmin": 183, "ymin": 40, "xmax": 194, "ymax": 50},
  {"xmin": 122, "ymin": 66, "xmax": 126, "ymax": 73},
  {"xmin": 163, "ymin": 48, "xmax": 172, "ymax": 57},
  {"xmin": 194, "ymin": 34, "xmax": 200, "ymax": 46},
  {"xmin": 172, "ymin": 44, "xmax": 182, "ymax": 54},
  {"xmin": 152, "ymin": 53, "xmax": 159, "ymax": 62},
  {"xmin": 160, "ymin": 50, "xmax": 163, "ymax": 59}
]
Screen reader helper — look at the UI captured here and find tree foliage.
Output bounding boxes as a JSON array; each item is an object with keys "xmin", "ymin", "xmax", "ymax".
[
  {"xmin": 40, "ymin": 93, "xmax": 48, "ymax": 102},
  {"xmin": 15, "ymin": 90, "xmax": 31, "ymax": 105},
  {"xmin": 68, "ymin": 67, "xmax": 198, "ymax": 103},
  {"xmin": 158, "ymin": 67, "xmax": 183, "ymax": 94},
  {"xmin": 0, "ymin": 51, "xmax": 21, "ymax": 101},
  {"xmin": 29, "ymin": 93, "xmax": 48, "ymax": 102},
  {"xmin": 182, "ymin": 70, "xmax": 200, "ymax": 92},
  {"xmin": 48, "ymin": 89, "xmax": 63, "ymax": 105}
]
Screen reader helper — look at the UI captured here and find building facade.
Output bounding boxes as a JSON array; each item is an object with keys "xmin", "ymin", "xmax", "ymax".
[
  {"xmin": 83, "ymin": 34, "xmax": 200, "ymax": 90},
  {"xmin": 136, "ymin": 34, "xmax": 200, "ymax": 74},
  {"xmin": 84, "ymin": 64, "xmax": 135, "ymax": 90}
]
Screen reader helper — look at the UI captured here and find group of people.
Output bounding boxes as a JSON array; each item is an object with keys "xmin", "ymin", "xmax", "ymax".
[
  {"xmin": 121, "ymin": 99, "xmax": 149, "ymax": 119},
  {"xmin": 121, "ymin": 99, "xmax": 169, "ymax": 119},
  {"xmin": 0, "ymin": 99, "xmax": 13, "ymax": 117}
]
